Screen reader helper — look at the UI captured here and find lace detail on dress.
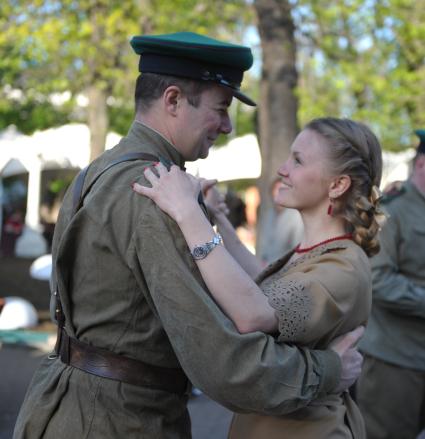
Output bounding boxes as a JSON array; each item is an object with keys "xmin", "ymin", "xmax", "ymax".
[{"xmin": 260, "ymin": 275, "xmax": 311, "ymax": 342}]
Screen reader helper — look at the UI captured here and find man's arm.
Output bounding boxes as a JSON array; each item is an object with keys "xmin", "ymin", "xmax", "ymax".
[
  {"xmin": 133, "ymin": 205, "xmax": 361, "ymax": 415},
  {"xmin": 371, "ymin": 211, "xmax": 425, "ymax": 318}
]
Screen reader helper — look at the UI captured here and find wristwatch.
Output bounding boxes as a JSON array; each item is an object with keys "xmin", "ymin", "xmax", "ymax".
[{"xmin": 191, "ymin": 233, "xmax": 223, "ymax": 260}]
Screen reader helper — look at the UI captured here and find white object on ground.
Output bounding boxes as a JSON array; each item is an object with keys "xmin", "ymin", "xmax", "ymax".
[
  {"xmin": 0, "ymin": 296, "xmax": 38, "ymax": 330},
  {"xmin": 29, "ymin": 254, "xmax": 52, "ymax": 281}
]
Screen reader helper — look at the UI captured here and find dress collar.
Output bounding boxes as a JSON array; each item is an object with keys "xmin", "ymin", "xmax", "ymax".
[{"xmin": 256, "ymin": 238, "xmax": 355, "ymax": 284}]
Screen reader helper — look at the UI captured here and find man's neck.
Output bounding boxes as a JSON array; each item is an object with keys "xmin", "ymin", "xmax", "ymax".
[
  {"xmin": 135, "ymin": 113, "xmax": 177, "ymax": 151},
  {"xmin": 411, "ymin": 175, "xmax": 425, "ymax": 197}
]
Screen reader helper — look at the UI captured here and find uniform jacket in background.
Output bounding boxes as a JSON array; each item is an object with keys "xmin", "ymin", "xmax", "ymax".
[{"xmin": 360, "ymin": 180, "xmax": 425, "ymax": 371}]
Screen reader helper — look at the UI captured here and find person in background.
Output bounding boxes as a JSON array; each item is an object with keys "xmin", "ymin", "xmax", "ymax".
[
  {"xmin": 1, "ymin": 210, "xmax": 24, "ymax": 256},
  {"xmin": 134, "ymin": 117, "xmax": 383, "ymax": 438},
  {"xmin": 357, "ymin": 129, "xmax": 425, "ymax": 439}
]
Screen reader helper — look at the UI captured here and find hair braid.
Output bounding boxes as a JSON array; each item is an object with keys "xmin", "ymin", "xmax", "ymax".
[
  {"xmin": 345, "ymin": 186, "xmax": 384, "ymax": 256},
  {"xmin": 305, "ymin": 117, "xmax": 384, "ymax": 257}
]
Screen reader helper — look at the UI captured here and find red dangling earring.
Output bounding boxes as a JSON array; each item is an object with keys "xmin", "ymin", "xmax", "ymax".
[{"xmin": 327, "ymin": 198, "xmax": 334, "ymax": 216}]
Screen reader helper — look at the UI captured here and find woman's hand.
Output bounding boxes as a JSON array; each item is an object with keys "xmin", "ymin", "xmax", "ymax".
[
  {"xmin": 200, "ymin": 179, "xmax": 230, "ymax": 220},
  {"xmin": 132, "ymin": 162, "xmax": 201, "ymax": 222}
]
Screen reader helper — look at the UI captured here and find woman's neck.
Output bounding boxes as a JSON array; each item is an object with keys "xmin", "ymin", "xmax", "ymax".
[{"xmin": 299, "ymin": 210, "xmax": 347, "ymax": 248}]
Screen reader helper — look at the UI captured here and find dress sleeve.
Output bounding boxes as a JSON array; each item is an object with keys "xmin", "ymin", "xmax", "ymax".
[
  {"xmin": 130, "ymin": 203, "xmax": 342, "ymax": 415},
  {"xmin": 261, "ymin": 250, "xmax": 371, "ymax": 346}
]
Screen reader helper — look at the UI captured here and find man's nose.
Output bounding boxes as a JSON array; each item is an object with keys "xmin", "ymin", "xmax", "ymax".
[{"xmin": 221, "ymin": 115, "xmax": 232, "ymax": 134}]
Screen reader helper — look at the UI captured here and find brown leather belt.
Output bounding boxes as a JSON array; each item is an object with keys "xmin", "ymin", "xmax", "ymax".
[{"xmin": 57, "ymin": 328, "xmax": 189, "ymax": 395}]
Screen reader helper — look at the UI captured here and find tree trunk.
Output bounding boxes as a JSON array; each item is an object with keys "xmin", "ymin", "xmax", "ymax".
[
  {"xmin": 87, "ymin": 85, "xmax": 108, "ymax": 162},
  {"xmin": 254, "ymin": 0, "xmax": 299, "ymax": 262}
]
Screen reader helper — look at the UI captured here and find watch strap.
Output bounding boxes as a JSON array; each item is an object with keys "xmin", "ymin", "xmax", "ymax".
[{"xmin": 191, "ymin": 233, "xmax": 223, "ymax": 260}]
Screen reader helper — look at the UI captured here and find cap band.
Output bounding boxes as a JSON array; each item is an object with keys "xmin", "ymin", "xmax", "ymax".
[
  {"xmin": 139, "ymin": 53, "xmax": 243, "ymax": 90},
  {"xmin": 414, "ymin": 129, "xmax": 425, "ymax": 154}
]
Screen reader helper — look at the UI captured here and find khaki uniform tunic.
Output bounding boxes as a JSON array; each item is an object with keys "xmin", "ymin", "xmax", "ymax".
[
  {"xmin": 359, "ymin": 181, "xmax": 425, "ymax": 370},
  {"xmin": 14, "ymin": 122, "xmax": 340, "ymax": 439},
  {"xmin": 230, "ymin": 239, "xmax": 371, "ymax": 439},
  {"xmin": 357, "ymin": 181, "xmax": 425, "ymax": 439}
]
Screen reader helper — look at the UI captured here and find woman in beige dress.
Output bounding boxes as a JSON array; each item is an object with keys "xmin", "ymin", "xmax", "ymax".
[{"xmin": 133, "ymin": 117, "xmax": 383, "ymax": 438}]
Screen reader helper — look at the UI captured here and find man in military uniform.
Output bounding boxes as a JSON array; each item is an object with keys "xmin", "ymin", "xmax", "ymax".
[
  {"xmin": 358, "ymin": 130, "xmax": 425, "ymax": 439},
  {"xmin": 14, "ymin": 32, "xmax": 363, "ymax": 439}
]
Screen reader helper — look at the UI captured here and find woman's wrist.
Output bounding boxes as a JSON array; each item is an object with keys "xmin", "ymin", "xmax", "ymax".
[
  {"xmin": 174, "ymin": 200, "xmax": 204, "ymax": 225},
  {"xmin": 212, "ymin": 211, "xmax": 228, "ymax": 226}
]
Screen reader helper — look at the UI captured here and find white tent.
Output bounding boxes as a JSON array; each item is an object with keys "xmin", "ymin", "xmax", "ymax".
[
  {"xmin": 381, "ymin": 149, "xmax": 415, "ymax": 188},
  {"xmin": 0, "ymin": 124, "xmax": 121, "ymax": 257},
  {"xmin": 185, "ymin": 134, "xmax": 261, "ymax": 181},
  {"xmin": 0, "ymin": 124, "xmax": 121, "ymax": 175}
]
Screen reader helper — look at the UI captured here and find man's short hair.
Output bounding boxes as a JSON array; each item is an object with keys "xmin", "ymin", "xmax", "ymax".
[{"xmin": 135, "ymin": 73, "xmax": 213, "ymax": 113}]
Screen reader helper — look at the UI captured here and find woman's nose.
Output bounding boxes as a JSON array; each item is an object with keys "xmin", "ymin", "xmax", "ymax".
[{"xmin": 277, "ymin": 160, "xmax": 289, "ymax": 176}]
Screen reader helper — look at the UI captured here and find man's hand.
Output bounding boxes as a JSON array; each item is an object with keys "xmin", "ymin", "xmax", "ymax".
[{"xmin": 329, "ymin": 326, "xmax": 365, "ymax": 393}]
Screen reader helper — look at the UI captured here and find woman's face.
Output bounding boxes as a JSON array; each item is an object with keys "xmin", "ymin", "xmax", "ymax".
[{"xmin": 275, "ymin": 129, "xmax": 333, "ymax": 214}]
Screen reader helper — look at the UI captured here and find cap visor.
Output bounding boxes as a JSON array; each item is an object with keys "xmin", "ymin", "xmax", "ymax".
[{"xmin": 233, "ymin": 90, "xmax": 256, "ymax": 106}]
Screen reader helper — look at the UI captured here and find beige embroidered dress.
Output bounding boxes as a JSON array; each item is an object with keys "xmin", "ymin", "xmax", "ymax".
[{"xmin": 229, "ymin": 239, "xmax": 371, "ymax": 439}]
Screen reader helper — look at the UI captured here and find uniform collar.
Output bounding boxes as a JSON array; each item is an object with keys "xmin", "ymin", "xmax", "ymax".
[
  {"xmin": 405, "ymin": 180, "xmax": 425, "ymax": 204},
  {"xmin": 124, "ymin": 120, "xmax": 186, "ymax": 170}
]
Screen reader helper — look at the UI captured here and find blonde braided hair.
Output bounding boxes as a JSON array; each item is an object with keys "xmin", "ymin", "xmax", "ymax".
[{"xmin": 305, "ymin": 118, "xmax": 384, "ymax": 257}]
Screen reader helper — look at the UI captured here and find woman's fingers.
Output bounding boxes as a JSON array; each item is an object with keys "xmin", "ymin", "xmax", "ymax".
[
  {"xmin": 133, "ymin": 163, "xmax": 200, "ymax": 204},
  {"xmin": 132, "ymin": 182, "xmax": 153, "ymax": 198},
  {"xmin": 200, "ymin": 178, "xmax": 218, "ymax": 195},
  {"xmin": 143, "ymin": 166, "xmax": 160, "ymax": 184},
  {"xmin": 155, "ymin": 161, "xmax": 170, "ymax": 176}
]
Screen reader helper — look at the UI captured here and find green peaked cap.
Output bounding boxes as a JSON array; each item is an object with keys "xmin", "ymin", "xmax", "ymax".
[
  {"xmin": 414, "ymin": 129, "xmax": 425, "ymax": 154},
  {"xmin": 130, "ymin": 31, "xmax": 256, "ymax": 106}
]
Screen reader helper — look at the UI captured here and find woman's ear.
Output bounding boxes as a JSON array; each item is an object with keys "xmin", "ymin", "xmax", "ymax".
[
  {"xmin": 329, "ymin": 175, "xmax": 351, "ymax": 199},
  {"xmin": 163, "ymin": 86, "xmax": 182, "ymax": 116}
]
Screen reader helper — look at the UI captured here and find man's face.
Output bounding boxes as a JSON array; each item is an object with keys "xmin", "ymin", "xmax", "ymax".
[{"xmin": 175, "ymin": 85, "xmax": 233, "ymax": 161}]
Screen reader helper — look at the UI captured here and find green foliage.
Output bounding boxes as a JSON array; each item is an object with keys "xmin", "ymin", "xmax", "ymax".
[
  {"xmin": 293, "ymin": 0, "xmax": 425, "ymax": 151},
  {"xmin": 0, "ymin": 98, "xmax": 72, "ymax": 134},
  {"xmin": 0, "ymin": 0, "xmax": 255, "ymax": 138},
  {"xmin": 1, "ymin": 0, "xmax": 422, "ymax": 154}
]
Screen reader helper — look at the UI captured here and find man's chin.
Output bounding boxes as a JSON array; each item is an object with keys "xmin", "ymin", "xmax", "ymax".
[{"xmin": 198, "ymin": 145, "xmax": 212, "ymax": 160}]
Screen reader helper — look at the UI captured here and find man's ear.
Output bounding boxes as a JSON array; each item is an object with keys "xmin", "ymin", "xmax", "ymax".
[
  {"xmin": 329, "ymin": 175, "xmax": 352, "ymax": 199},
  {"xmin": 163, "ymin": 86, "xmax": 183, "ymax": 116}
]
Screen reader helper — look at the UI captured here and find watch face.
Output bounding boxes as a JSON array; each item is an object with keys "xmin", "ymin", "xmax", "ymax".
[{"xmin": 192, "ymin": 246, "xmax": 208, "ymax": 259}]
